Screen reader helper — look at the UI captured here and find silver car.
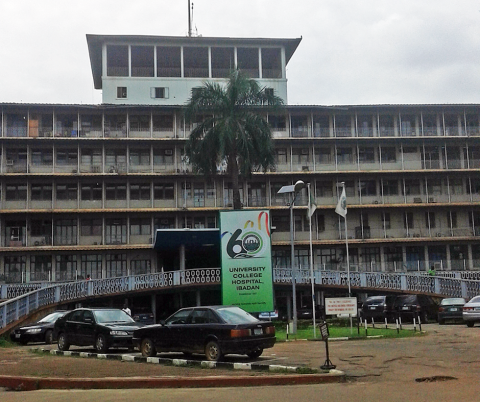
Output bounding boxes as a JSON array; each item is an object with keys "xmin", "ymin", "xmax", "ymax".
[{"xmin": 462, "ymin": 295, "xmax": 480, "ymax": 327}]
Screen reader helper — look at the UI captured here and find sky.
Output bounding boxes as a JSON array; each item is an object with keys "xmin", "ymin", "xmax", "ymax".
[{"xmin": 0, "ymin": 0, "xmax": 479, "ymax": 106}]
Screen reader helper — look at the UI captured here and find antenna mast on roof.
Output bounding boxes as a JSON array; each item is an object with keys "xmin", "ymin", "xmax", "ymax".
[{"xmin": 188, "ymin": 0, "xmax": 193, "ymax": 37}]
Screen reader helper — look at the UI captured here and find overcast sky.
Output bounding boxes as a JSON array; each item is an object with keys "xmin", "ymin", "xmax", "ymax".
[{"xmin": 1, "ymin": 0, "xmax": 479, "ymax": 106}]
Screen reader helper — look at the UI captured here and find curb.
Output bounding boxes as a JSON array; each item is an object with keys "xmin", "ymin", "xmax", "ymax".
[
  {"xmin": 30, "ymin": 348, "xmax": 313, "ymax": 373},
  {"xmin": 0, "ymin": 372, "xmax": 346, "ymax": 391}
]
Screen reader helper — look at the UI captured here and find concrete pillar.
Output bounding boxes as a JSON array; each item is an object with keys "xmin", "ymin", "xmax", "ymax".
[
  {"xmin": 180, "ymin": 244, "xmax": 186, "ymax": 271},
  {"xmin": 151, "ymin": 294, "xmax": 156, "ymax": 324},
  {"xmin": 446, "ymin": 246, "xmax": 452, "ymax": 271},
  {"xmin": 468, "ymin": 244, "xmax": 474, "ymax": 270}
]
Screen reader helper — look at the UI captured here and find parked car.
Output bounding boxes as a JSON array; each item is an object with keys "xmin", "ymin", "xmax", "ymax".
[
  {"xmin": 54, "ymin": 308, "xmax": 144, "ymax": 353},
  {"xmin": 361, "ymin": 295, "xmax": 396, "ymax": 322},
  {"xmin": 132, "ymin": 306, "xmax": 276, "ymax": 361},
  {"xmin": 462, "ymin": 295, "xmax": 480, "ymax": 327},
  {"xmin": 393, "ymin": 294, "xmax": 438, "ymax": 323},
  {"xmin": 10, "ymin": 310, "xmax": 69, "ymax": 345},
  {"xmin": 297, "ymin": 306, "xmax": 325, "ymax": 321},
  {"xmin": 438, "ymin": 297, "xmax": 466, "ymax": 324},
  {"xmin": 132, "ymin": 309, "xmax": 155, "ymax": 325}
]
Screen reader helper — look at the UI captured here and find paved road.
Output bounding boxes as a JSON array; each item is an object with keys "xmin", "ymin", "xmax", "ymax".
[{"xmin": 2, "ymin": 323, "xmax": 480, "ymax": 401}]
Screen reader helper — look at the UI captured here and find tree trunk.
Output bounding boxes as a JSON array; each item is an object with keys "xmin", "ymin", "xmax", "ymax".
[{"xmin": 230, "ymin": 154, "xmax": 242, "ymax": 210}]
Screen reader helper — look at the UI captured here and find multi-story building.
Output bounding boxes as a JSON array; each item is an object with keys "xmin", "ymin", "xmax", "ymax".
[{"xmin": 0, "ymin": 34, "xmax": 480, "ymax": 286}]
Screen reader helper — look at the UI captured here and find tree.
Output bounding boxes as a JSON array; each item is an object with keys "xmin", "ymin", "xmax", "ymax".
[{"xmin": 184, "ymin": 69, "xmax": 284, "ymax": 209}]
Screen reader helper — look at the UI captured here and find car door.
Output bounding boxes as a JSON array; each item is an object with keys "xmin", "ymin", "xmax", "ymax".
[
  {"xmin": 181, "ymin": 308, "xmax": 210, "ymax": 353},
  {"xmin": 64, "ymin": 310, "xmax": 84, "ymax": 345},
  {"xmin": 77, "ymin": 310, "xmax": 96, "ymax": 346},
  {"xmin": 159, "ymin": 308, "xmax": 192, "ymax": 351}
]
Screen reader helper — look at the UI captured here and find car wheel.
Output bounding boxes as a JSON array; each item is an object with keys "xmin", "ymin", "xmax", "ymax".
[
  {"xmin": 45, "ymin": 330, "xmax": 54, "ymax": 344},
  {"xmin": 140, "ymin": 338, "xmax": 157, "ymax": 357},
  {"xmin": 95, "ymin": 334, "xmax": 109, "ymax": 353},
  {"xmin": 205, "ymin": 340, "xmax": 222, "ymax": 362},
  {"xmin": 467, "ymin": 321, "xmax": 475, "ymax": 328},
  {"xmin": 247, "ymin": 348, "xmax": 263, "ymax": 359},
  {"xmin": 57, "ymin": 333, "xmax": 70, "ymax": 351}
]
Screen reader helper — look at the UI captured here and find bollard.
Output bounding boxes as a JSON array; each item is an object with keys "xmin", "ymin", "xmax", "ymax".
[
  {"xmin": 399, "ymin": 316, "xmax": 402, "ymax": 330},
  {"xmin": 371, "ymin": 317, "xmax": 375, "ymax": 329},
  {"xmin": 385, "ymin": 317, "xmax": 388, "ymax": 329},
  {"xmin": 365, "ymin": 319, "xmax": 368, "ymax": 337},
  {"xmin": 286, "ymin": 324, "xmax": 289, "ymax": 341},
  {"xmin": 413, "ymin": 317, "xmax": 417, "ymax": 332},
  {"xmin": 396, "ymin": 319, "xmax": 400, "ymax": 334},
  {"xmin": 418, "ymin": 315, "xmax": 422, "ymax": 332}
]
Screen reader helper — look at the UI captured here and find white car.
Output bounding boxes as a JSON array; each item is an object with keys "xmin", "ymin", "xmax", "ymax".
[{"xmin": 462, "ymin": 295, "xmax": 480, "ymax": 327}]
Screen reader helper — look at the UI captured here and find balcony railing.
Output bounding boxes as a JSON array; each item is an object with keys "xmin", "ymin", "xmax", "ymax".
[{"xmin": 2, "ymin": 269, "xmax": 480, "ymax": 332}]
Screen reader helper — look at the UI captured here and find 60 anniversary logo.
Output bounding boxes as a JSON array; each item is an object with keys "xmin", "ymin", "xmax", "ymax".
[{"xmin": 222, "ymin": 211, "xmax": 270, "ymax": 259}]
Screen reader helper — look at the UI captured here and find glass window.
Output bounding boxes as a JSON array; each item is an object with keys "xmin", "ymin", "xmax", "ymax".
[
  {"xmin": 237, "ymin": 48, "xmax": 259, "ymax": 78},
  {"xmin": 131, "ymin": 45, "xmax": 154, "ymax": 77},
  {"xmin": 261, "ymin": 48, "xmax": 282, "ymax": 78},
  {"xmin": 183, "ymin": 47, "xmax": 209, "ymax": 78},
  {"xmin": 157, "ymin": 46, "xmax": 181, "ymax": 77},
  {"xmin": 107, "ymin": 45, "xmax": 128, "ymax": 77}
]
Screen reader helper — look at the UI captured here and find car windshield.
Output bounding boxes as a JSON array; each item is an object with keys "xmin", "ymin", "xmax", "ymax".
[
  {"xmin": 394, "ymin": 295, "xmax": 417, "ymax": 306},
  {"xmin": 93, "ymin": 309, "xmax": 134, "ymax": 323},
  {"xmin": 366, "ymin": 296, "xmax": 385, "ymax": 303},
  {"xmin": 38, "ymin": 311, "xmax": 66, "ymax": 323},
  {"xmin": 441, "ymin": 298, "xmax": 465, "ymax": 306},
  {"xmin": 215, "ymin": 307, "xmax": 259, "ymax": 324}
]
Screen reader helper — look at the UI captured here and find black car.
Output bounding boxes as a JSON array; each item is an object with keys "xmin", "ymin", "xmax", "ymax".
[
  {"xmin": 132, "ymin": 306, "xmax": 276, "ymax": 361},
  {"xmin": 438, "ymin": 297, "xmax": 466, "ymax": 324},
  {"xmin": 132, "ymin": 309, "xmax": 155, "ymax": 325},
  {"xmin": 54, "ymin": 308, "xmax": 144, "ymax": 353},
  {"xmin": 361, "ymin": 295, "xmax": 396, "ymax": 322},
  {"xmin": 10, "ymin": 310, "xmax": 69, "ymax": 345},
  {"xmin": 393, "ymin": 294, "xmax": 438, "ymax": 323}
]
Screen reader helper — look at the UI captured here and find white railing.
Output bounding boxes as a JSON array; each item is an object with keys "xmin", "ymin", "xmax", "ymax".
[{"xmin": 2, "ymin": 268, "xmax": 480, "ymax": 331}]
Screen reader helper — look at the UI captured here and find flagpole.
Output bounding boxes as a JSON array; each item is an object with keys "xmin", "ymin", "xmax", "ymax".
[
  {"xmin": 307, "ymin": 183, "xmax": 316, "ymax": 338},
  {"xmin": 341, "ymin": 182, "xmax": 351, "ymax": 297}
]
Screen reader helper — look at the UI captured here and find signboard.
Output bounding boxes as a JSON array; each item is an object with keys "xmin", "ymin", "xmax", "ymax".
[
  {"xmin": 325, "ymin": 297, "xmax": 358, "ymax": 316},
  {"xmin": 318, "ymin": 321, "xmax": 329, "ymax": 341},
  {"xmin": 220, "ymin": 210, "xmax": 274, "ymax": 313}
]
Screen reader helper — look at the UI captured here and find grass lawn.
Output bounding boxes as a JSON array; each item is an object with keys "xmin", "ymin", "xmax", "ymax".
[{"xmin": 273, "ymin": 321, "xmax": 424, "ymax": 342}]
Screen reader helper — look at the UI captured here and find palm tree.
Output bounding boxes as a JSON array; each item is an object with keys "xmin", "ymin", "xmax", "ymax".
[{"xmin": 184, "ymin": 69, "xmax": 284, "ymax": 209}]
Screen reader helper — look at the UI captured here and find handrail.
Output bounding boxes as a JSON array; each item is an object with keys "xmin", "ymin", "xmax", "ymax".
[{"xmin": 1, "ymin": 268, "xmax": 480, "ymax": 331}]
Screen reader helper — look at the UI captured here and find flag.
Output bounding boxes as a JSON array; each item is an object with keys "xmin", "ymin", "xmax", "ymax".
[
  {"xmin": 335, "ymin": 186, "xmax": 347, "ymax": 218},
  {"xmin": 308, "ymin": 191, "xmax": 317, "ymax": 219}
]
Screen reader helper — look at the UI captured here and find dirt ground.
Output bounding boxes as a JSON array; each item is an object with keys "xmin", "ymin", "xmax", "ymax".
[{"xmin": 1, "ymin": 323, "xmax": 480, "ymax": 384}]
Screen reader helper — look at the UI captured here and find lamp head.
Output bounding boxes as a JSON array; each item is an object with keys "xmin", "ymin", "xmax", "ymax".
[{"xmin": 294, "ymin": 180, "xmax": 305, "ymax": 193}]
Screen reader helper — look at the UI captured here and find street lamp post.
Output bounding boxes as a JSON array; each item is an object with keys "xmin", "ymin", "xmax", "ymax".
[{"xmin": 278, "ymin": 180, "xmax": 305, "ymax": 334}]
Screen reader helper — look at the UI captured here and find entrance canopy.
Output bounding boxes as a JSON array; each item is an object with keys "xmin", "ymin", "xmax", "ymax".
[{"xmin": 153, "ymin": 229, "xmax": 220, "ymax": 251}]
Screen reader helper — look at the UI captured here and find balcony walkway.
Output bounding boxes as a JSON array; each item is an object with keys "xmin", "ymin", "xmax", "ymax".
[{"xmin": 1, "ymin": 268, "xmax": 480, "ymax": 335}]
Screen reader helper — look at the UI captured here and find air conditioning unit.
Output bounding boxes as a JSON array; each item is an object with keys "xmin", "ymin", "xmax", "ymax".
[
  {"xmin": 433, "ymin": 262, "xmax": 442, "ymax": 270},
  {"xmin": 436, "ymin": 232, "xmax": 442, "ymax": 237},
  {"xmin": 413, "ymin": 233, "xmax": 421, "ymax": 238},
  {"xmin": 302, "ymin": 166, "xmax": 309, "ymax": 171},
  {"xmin": 413, "ymin": 197, "xmax": 422, "ymax": 203},
  {"xmin": 6, "ymin": 159, "xmax": 14, "ymax": 166},
  {"xmin": 428, "ymin": 197, "xmax": 436, "ymax": 203}
]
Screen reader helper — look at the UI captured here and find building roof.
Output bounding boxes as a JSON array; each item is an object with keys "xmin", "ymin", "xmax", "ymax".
[{"xmin": 86, "ymin": 34, "xmax": 302, "ymax": 89}]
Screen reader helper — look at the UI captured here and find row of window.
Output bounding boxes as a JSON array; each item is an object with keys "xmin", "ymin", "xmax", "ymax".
[
  {"xmin": 106, "ymin": 44, "xmax": 282, "ymax": 79},
  {"xmin": 2, "ymin": 109, "xmax": 479, "ymax": 138},
  {"xmin": 2, "ymin": 176, "xmax": 480, "ymax": 202}
]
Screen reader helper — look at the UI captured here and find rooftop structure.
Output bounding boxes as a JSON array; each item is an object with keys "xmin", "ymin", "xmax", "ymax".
[{"xmin": 86, "ymin": 34, "xmax": 301, "ymax": 105}]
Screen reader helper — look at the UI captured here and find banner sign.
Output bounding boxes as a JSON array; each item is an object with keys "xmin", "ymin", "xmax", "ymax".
[
  {"xmin": 220, "ymin": 210, "xmax": 274, "ymax": 313},
  {"xmin": 325, "ymin": 297, "xmax": 358, "ymax": 316}
]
